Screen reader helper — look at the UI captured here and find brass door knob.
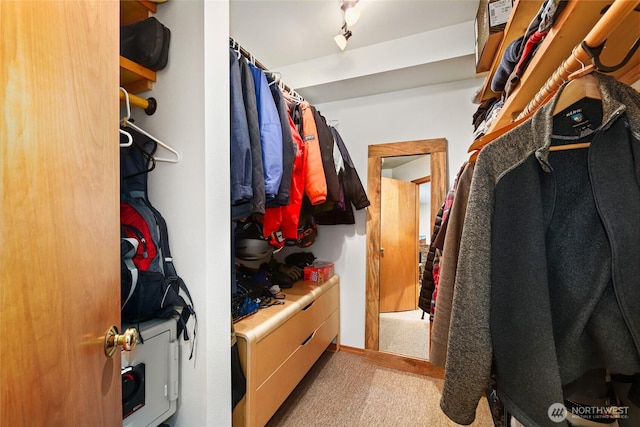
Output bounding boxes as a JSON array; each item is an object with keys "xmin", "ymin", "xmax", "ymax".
[{"xmin": 104, "ymin": 326, "xmax": 138, "ymax": 357}]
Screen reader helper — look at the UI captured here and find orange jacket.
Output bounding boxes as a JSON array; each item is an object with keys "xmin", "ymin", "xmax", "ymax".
[{"xmin": 300, "ymin": 103, "xmax": 327, "ymax": 205}]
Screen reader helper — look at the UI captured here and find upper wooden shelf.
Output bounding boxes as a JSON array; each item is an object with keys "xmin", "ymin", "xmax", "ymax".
[
  {"xmin": 119, "ymin": 0, "xmax": 157, "ymax": 94},
  {"xmin": 478, "ymin": 0, "xmax": 545, "ymax": 102},
  {"xmin": 120, "ymin": 0, "xmax": 156, "ymax": 25},
  {"xmin": 480, "ymin": 0, "xmax": 640, "ymax": 134}
]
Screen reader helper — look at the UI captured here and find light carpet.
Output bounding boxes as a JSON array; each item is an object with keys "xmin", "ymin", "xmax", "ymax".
[
  {"xmin": 267, "ymin": 350, "xmax": 494, "ymax": 427},
  {"xmin": 379, "ymin": 309, "xmax": 430, "ymax": 360}
]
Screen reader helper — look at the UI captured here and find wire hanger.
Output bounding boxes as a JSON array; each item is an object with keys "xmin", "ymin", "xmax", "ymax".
[{"xmin": 119, "ymin": 87, "xmax": 181, "ymax": 163}]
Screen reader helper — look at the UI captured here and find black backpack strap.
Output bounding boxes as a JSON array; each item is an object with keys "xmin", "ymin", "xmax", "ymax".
[
  {"xmin": 121, "ymin": 237, "xmax": 139, "ymax": 308},
  {"xmin": 144, "ymin": 198, "xmax": 197, "ymax": 357}
]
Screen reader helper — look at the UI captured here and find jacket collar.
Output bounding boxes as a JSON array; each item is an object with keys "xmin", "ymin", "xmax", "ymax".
[{"xmin": 533, "ymin": 73, "xmax": 636, "ymax": 171}]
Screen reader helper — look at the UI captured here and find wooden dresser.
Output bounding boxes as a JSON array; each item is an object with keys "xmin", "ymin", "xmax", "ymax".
[{"xmin": 232, "ymin": 275, "xmax": 340, "ymax": 427}]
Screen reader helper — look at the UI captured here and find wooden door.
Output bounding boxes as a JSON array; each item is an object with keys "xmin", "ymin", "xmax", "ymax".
[
  {"xmin": 1, "ymin": 1, "xmax": 121, "ymax": 425},
  {"xmin": 379, "ymin": 177, "xmax": 419, "ymax": 312}
]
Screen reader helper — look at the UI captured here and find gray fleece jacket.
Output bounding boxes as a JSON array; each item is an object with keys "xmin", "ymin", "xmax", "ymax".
[{"xmin": 441, "ymin": 73, "xmax": 640, "ymax": 427}]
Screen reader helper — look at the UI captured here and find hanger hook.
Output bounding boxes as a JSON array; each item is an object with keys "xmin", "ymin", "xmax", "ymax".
[
  {"xmin": 581, "ymin": 38, "xmax": 640, "ymax": 73},
  {"xmin": 119, "ymin": 87, "xmax": 132, "ymax": 124}
]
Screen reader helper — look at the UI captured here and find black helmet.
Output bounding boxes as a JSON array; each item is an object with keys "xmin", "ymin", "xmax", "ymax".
[{"xmin": 234, "ymin": 220, "xmax": 274, "ymax": 261}]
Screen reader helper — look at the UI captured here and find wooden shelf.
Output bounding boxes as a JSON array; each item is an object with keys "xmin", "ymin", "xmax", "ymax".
[
  {"xmin": 119, "ymin": 0, "xmax": 158, "ymax": 94},
  {"xmin": 120, "ymin": 56, "xmax": 156, "ymax": 94},
  {"xmin": 120, "ymin": 0, "xmax": 156, "ymax": 25},
  {"xmin": 478, "ymin": 0, "xmax": 546, "ymax": 102},
  {"xmin": 480, "ymin": 0, "xmax": 640, "ymax": 134}
]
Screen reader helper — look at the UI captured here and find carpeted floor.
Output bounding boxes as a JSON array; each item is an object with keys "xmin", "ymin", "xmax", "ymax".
[
  {"xmin": 267, "ymin": 350, "xmax": 494, "ymax": 427},
  {"xmin": 379, "ymin": 309, "xmax": 430, "ymax": 360}
]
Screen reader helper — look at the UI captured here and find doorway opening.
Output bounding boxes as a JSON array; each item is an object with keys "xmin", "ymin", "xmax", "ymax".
[{"xmin": 365, "ymin": 138, "xmax": 448, "ymax": 376}]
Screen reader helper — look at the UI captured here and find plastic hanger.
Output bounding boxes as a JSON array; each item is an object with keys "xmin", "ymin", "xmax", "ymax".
[
  {"xmin": 119, "ymin": 87, "xmax": 181, "ymax": 163},
  {"xmin": 233, "ymin": 40, "xmax": 241, "ymax": 60},
  {"xmin": 268, "ymin": 72, "xmax": 282, "ymax": 86},
  {"xmin": 119, "ymin": 89, "xmax": 134, "ymax": 147},
  {"xmin": 120, "ymin": 128, "xmax": 133, "ymax": 147}
]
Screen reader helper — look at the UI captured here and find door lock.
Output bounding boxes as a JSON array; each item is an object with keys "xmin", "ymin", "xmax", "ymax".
[{"xmin": 104, "ymin": 325, "xmax": 138, "ymax": 357}]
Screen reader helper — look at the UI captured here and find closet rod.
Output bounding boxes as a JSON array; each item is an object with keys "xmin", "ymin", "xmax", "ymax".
[
  {"xmin": 518, "ymin": 0, "xmax": 639, "ymax": 119},
  {"xmin": 119, "ymin": 90, "xmax": 157, "ymax": 115},
  {"xmin": 229, "ymin": 37, "xmax": 305, "ymax": 102}
]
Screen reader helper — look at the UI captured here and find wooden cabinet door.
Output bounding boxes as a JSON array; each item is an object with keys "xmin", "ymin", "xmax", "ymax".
[
  {"xmin": 379, "ymin": 177, "xmax": 419, "ymax": 313},
  {"xmin": 1, "ymin": 1, "xmax": 121, "ymax": 425}
]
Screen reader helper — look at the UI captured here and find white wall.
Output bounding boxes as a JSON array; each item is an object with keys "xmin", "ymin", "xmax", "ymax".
[
  {"xmin": 130, "ymin": 1, "xmax": 231, "ymax": 426},
  {"xmin": 312, "ymin": 77, "xmax": 483, "ymax": 348}
]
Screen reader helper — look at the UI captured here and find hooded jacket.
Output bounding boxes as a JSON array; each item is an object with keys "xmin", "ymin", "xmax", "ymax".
[{"xmin": 441, "ymin": 74, "xmax": 640, "ymax": 427}]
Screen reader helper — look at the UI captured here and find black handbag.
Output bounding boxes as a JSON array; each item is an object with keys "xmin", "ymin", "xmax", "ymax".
[{"xmin": 120, "ymin": 17, "xmax": 171, "ymax": 71}]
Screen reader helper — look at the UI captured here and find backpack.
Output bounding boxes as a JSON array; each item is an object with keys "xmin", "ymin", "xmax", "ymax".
[{"xmin": 120, "ymin": 125, "xmax": 196, "ymax": 353}]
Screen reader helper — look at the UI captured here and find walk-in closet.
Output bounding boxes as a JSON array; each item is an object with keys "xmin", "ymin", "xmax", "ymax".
[{"xmin": 2, "ymin": 1, "xmax": 639, "ymax": 426}]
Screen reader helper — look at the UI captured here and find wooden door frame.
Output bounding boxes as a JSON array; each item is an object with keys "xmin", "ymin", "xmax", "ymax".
[{"xmin": 365, "ymin": 138, "xmax": 447, "ymax": 377}]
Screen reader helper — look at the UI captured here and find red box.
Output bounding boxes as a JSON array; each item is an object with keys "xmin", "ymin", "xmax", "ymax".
[{"xmin": 304, "ymin": 262, "xmax": 334, "ymax": 283}]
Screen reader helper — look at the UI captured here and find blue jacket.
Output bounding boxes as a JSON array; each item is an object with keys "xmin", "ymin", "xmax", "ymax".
[{"xmin": 249, "ymin": 63, "xmax": 283, "ymax": 200}]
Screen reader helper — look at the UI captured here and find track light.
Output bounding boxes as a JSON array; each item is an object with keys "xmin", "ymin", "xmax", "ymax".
[
  {"xmin": 341, "ymin": 0, "xmax": 360, "ymax": 26},
  {"xmin": 334, "ymin": 25, "xmax": 352, "ymax": 51}
]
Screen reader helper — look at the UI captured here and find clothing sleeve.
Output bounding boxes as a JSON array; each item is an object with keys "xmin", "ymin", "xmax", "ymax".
[
  {"xmin": 229, "ymin": 49, "xmax": 253, "ymax": 206},
  {"xmin": 313, "ymin": 107, "xmax": 341, "ymax": 203},
  {"xmin": 239, "ymin": 58, "xmax": 265, "ymax": 215},
  {"xmin": 330, "ymin": 127, "xmax": 370, "ymax": 210},
  {"xmin": 300, "ymin": 104, "xmax": 327, "ymax": 205},
  {"xmin": 430, "ymin": 162, "xmax": 474, "ymax": 368},
  {"xmin": 440, "ymin": 160, "xmax": 494, "ymax": 425},
  {"xmin": 268, "ymin": 79, "xmax": 294, "ymax": 207},
  {"xmin": 250, "ymin": 64, "xmax": 283, "ymax": 200}
]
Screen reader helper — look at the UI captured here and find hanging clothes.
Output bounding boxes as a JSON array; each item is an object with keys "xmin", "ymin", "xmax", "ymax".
[
  {"xmin": 313, "ymin": 126, "xmax": 370, "ymax": 225},
  {"xmin": 262, "ymin": 103, "xmax": 306, "ymax": 244},
  {"xmin": 330, "ymin": 126, "xmax": 370, "ymax": 210},
  {"xmin": 441, "ymin": 73, "xmax": 640, "ymax": 427},
  {"xmin": 267, "ymin": 74, "xmax": 295, "ymax": 207},
  {"xmin": 299, "ymin": 103, "xmax": 328, "ymax": 205},
  {"xmin": 428, "ymin": 161, "xmax": 474, "ymax": 367},
  {"xmin": 229, "ymin": 49, "xmax": 253, "ymax": 214},
  {"xmin": 248, "ymin": 63, "xmax": 283, "ymax": 201},
  {"xmin": 312, "ymin": 107, "xmax": 341, "ymax": 203},
  {"xmin": 417, "ymin": 162, "xmax": 465, "ymax": 315},
  {"xmin": 238, "ymin": 55, "xmax": 265, "ymax": 216}
]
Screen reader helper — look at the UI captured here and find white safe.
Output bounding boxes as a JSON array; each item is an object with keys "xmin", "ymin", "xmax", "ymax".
[{"xmin": 121, "ymin": 318, "xmax": 179, "ymax": 427}]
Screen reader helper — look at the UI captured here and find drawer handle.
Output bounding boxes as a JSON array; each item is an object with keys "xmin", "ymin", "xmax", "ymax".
[
  {"xmin": 301, "ymin": 331, "xmax": 316, "ymax": 346},
  {"xmin": 302, "ymin": 301, "xmax": 314, "ymax": 311}
]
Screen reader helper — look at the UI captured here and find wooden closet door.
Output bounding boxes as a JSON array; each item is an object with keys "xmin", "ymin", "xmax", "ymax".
[
  {"xmin": 1, "ymin": 1, "xmax": 122, "ymax": 425},
  {"xmin": 379, "ymin": 177, "xmax": 419, "ymax": 312}
]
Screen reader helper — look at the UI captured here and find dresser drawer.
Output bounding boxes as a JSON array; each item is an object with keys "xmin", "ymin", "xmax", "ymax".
[
  {"xmin": 253, "ymin": 309, "xmax": 339, "ymax": 426},
  {"xmin": 255, "ymin": 282, "xmax": 339, "ymax": 386},
  {"xmin": 233, "ymin": 276, "xmax": 340, "ymax": 427}
]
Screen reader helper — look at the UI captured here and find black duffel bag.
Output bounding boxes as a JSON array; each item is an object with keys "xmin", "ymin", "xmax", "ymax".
[{"xmin": 120, "ymin": 17, "xmax": 171, "ymax": 71}]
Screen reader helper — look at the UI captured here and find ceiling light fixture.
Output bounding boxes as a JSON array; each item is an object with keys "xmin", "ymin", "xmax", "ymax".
[
  {"xmin": 341, "ymin": 0, "xmax": 361, "ymax": 26},
  {"xmin": 334, "ymin": 24, "xmax": 352, "ymax": 51}
]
